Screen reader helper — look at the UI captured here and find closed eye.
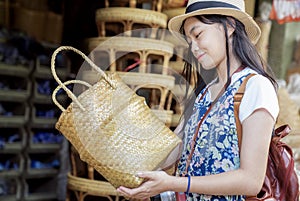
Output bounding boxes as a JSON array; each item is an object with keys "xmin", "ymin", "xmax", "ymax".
[{"xmin": 196, "ymin": 32, "xmax": 202, "ymax": 39}]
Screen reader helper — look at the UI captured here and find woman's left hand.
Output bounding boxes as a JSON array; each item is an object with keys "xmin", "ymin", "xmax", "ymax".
[{"xmin": 117, "ymin": 171, "xmax": 171, "ymax": 200}]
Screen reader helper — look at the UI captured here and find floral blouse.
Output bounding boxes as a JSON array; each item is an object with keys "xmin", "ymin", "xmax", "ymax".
[{"xmin": 177, "ymin": 73, "xmax": 251, "ymax": 201}]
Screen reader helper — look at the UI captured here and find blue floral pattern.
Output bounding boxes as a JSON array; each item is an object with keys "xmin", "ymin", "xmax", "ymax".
[{"xmin": 177, "ymin": 73, "xmax": 251, "ymax": 201}]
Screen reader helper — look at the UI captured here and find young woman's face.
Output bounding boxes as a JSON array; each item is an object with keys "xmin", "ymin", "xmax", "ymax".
[{"xmin": 183, "ymin": 17, "xmax": 227, "ymax": 70}]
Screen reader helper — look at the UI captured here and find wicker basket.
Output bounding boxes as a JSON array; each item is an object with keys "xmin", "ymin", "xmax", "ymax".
[
  {"xmin": 86, "ymin": 36, "xmax": 174, "ymax": 73},
  {"xmin": 67, "ymin": 173, "xmax": 121, "ymax": 200},
  {"xmin": 51, "ymin": 46, "xmax": 181, "ymax": 188},
  {"xmin": 105, "ymin": 0, "xmax": 163, "ymax": 12},
  {"xmin": 95, "ymin": 7, "xmax": 168, "ymax": 38}
]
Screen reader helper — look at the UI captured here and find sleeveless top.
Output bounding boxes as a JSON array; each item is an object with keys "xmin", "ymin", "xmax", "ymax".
[{"xmin": 177, "ymin": 70, "xmax": 252, "ymax": 201}]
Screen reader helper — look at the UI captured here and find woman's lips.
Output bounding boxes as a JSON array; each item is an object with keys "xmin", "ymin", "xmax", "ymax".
[{"xmin": 197, "ymin": 52, "xmax": 205, "ymax": 60}]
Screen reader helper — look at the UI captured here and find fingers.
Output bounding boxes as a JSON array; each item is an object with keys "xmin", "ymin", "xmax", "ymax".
[
  {"xmin": 135, "ymin": 171, "xmax": 153, "ymax": 178},
  {"xmin": 117, "ymin": 171, "xmax": 166, "ymax": 200},
  {"xmin": 117, "ymin": 186, "xmax": 151, "ymax": 200}
]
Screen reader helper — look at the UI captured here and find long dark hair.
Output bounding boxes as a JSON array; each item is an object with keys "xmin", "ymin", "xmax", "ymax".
[{"xmin": 179, "ymin": 15, "xmax": 277, "ymax": 130}]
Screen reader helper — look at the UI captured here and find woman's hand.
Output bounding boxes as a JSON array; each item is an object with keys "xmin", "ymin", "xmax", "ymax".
[{"xmin": 117, "ymin": 171, "xmax": 172, "ymax": 200}]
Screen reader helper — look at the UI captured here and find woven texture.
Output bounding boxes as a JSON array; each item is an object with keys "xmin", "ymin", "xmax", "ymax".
[
  {"xmin": 67, "ymin": 173, "xmax": 119, "ymax": 196},
  {"xmin": 51, "ymin": 46, "xmax": 181, "ymax": 188},
  {"xmin": 96, "ymin": 7, "xmax": 168, "ymax": 28}
]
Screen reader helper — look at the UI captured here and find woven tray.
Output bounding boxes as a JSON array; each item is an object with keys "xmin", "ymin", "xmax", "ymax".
[
  {"xmin": 96, "ymin": 7, "xmax": 168, "ymax": 37},
  {"xmin": 85, "ymin": 36, "xmax": 174, "ymax": 73},
  {"xmin": 105, "ymin": 0, "xmax": 163, "ymax": 12},
  {"xmin": 87, "ymin": 36, "xmax": 174, "ymax": 54}
]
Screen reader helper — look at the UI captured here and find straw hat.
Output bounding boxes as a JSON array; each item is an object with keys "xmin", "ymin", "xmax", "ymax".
[{"xmin": 168, "ymin": 0, "xmax": 261, "ymax": 44}]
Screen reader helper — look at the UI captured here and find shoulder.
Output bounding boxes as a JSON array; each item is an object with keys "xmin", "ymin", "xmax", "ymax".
[
  {"xmin": 247, "ymin": 74, "xmax": 275, "ymax": 91},
  {"xmin": 232, "ymin": 67, "xmax": 275, "ymax": 91},
  {"xmin": 236, "ymin": 68, "xmax": 279, "ymax": 122}
]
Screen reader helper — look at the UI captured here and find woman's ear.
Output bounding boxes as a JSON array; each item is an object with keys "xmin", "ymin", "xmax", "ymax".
[{"xmin": 226, "ymin": 17, "xmax": 236, "ymax": 37}]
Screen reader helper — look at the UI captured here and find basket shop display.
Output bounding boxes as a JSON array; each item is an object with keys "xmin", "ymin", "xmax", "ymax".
[{"xmin": 51, "ymin": 46, "xmax": 182, "ymax": 188}]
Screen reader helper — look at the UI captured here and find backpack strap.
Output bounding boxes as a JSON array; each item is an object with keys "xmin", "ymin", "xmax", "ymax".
[{"xmin": 233, "ymin": 74, "xmax": 256, "ymax": 150}]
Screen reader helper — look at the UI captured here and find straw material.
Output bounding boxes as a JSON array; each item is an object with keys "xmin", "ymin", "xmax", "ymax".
[
  {"xmin": 82, "ymin": 71, "xmax": 175, "ymax": 91},
  {"xmin": 105, "ymin": 0, "xmax": 163, "ymax": 12},
  {"xmin": 86, "ymin": 36, "xmax": 174, "ymax": 73},
  {"xmin": 51, "ymin": 46, "xmax": 181, "ymax": 188},
  {"xmin": 87, "ymin": 37, "xmax": 174, "ymax": 56},
  {"xmin": 168, "ymin": 0, "xmax": 261, "ymax": 45},
  {"xmin": 96, "ymin": 7, "xmax": 167, "ymax": 27},
  {"xmin": 67, "ymin": 173, "xmax": 119, "ymax": 196}
]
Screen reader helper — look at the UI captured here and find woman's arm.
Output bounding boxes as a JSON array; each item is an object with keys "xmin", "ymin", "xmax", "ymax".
[{"xmin": 117, "ymin": 108, "xmax": 275, "ymax": 199}]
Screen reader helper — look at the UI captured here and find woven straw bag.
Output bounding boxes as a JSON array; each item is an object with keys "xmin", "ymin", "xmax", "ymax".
[{"xmin": 51, "ymin": 46, "xmax": 182, "ymax": 188}]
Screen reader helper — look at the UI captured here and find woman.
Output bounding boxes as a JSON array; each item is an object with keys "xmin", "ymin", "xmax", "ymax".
[{"xmin": 117, "ymin": 0, "xmax": 279, "ymax": 200}]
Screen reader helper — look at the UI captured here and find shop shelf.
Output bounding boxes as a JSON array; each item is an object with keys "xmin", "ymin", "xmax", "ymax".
[
  {"xmin": 30, "ymin": 105, "xmax": 58, "ymax": 126},
  {"xmin": 33, "ymin": 59, "xmax": 69, "ymax": 80},
  {"xmin": 28, "ymin": 128, "xmax": 63, "ymax": 152},
  {"xmin": 0, "ymin": 102, "xmax": 29, "ymax": 127},
  {"xmin": 0, "ymin": 62, "xmax": 33, "ymax": 77},
  {"xmin": 32, "ymin": 78, "xmax": 67, "ymax": 104},
  {"xmin": 0, "ymin": 177, "xmax": 22, "ymax": 201},
  {"xmin": 25, "ymin": 153, "xmax": 60, "ymax": 177},
  {"xmin": 0, "ymin": 78, "xmax": 32, "ymax": 102},
  {"xmin": 0, "ymin": 127, "xmax": 26, "ymax": 153},
  {"xmin": 0, "ymin": 153, "xmax": 24, "ymax": 177},
  {"xmin": 23, "ymin": 177, "xmax": 58, "ymax": 201}
]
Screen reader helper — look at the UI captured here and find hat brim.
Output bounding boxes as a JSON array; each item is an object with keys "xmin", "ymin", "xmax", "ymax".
[{"xmin": 168, "ymin": 8, "xmax": 261, "ymax": 45}]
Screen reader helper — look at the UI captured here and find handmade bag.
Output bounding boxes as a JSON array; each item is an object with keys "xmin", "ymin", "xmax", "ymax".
[
  {"xmin": 51, "ymin": 46, "xmax": 182, "ymax": 188},
  {"xmin": 234, "ymin": 74, "xmax": 300, "ymax": 201}
]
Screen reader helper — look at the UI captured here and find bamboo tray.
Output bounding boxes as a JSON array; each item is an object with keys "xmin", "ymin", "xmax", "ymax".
[
  {"xmin": 105, "ymin": 0, "xmax": 163, "ymax": 12},
  {"xmin": 96, "ymin": 7, "xmax": 168, "ymax": 38},
  {"xmin": 87, "ymin": 36, "xmax": 174, "ymax": 55},
  {"xmin": 86, "ymin": 36, "xmax": 174, "ymax": 73},
  {"xmin": 82, "ymin": 71, "xmax": 175, "ymax": 91}
]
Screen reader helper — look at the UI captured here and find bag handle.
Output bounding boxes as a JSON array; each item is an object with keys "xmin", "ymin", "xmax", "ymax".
[
  {"xmin": 51, "ymin": 46, "xmax": 116, "ymax": 111},
  {"xmin": 52, "ymin": 80, "xmax": 92, "ymax": 112}
]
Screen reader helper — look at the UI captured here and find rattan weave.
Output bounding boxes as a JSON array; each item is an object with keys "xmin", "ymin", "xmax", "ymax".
[
  {"xmin": 51, "ymin": 46, "xmax": 181, "ymax": 188},
  {"xmin": 96, "ymin": 7, "xmax": 167, "ymax": 37},
  {"xmin": 86, "ymin": 36, "xmax": 174, "ymax": 73},
  {"xmin": 82, "ymin": 70, "xmax": 175, "ymax": 126},
  {"xmin": 67, "ymin": 173, "xmax": 119, "ymax": 196}
]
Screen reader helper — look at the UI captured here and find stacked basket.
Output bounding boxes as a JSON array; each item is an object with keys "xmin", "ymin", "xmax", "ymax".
[{"xmin": 66, "ymin": 1, "xmax": 187, "ymax": 201}]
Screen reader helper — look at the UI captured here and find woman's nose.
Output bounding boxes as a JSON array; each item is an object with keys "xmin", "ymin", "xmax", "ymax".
[{"xmin": 190, "ymin": 41, "xmax": 200, "ymax": 53}]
